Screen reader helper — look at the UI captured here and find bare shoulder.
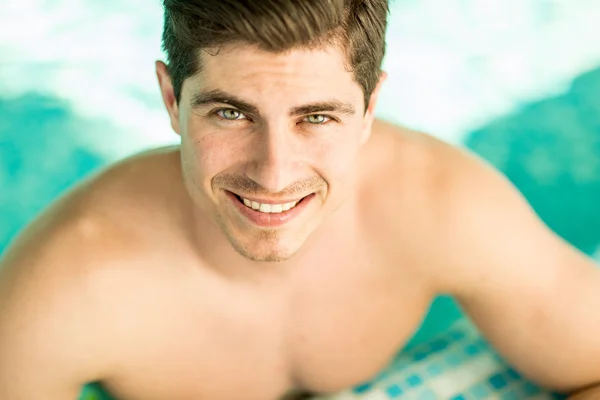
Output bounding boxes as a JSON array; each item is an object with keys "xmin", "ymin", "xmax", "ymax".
[
  {"xmin": 359, "ymin": 119, "xmax": 448, "ymax": 285},
  {"xmin": 0, "ymin": 146, "xmax": 189, "ymax": 394},
  {"xmin": 0, "ymin": 205, "xmax": 112, "ymax": 393},
  {"xmin": 0, "ymin": 190, "xmax": 116, "ymax": 395},
  {"xmin": 361, "ymin": 119, "xmax": 451, "ymax": 239},
  {"xmin": 2, "ymin": 145, "xmax": 188, "ymax": 272},
  {"xmin": 0, "ymin": 144, "xmax": 190, "ymax": 304},
  {"xmin": 366, "ymin": 119, "xmax": 546, "ymax": 289},
  {"xmin": 79, "ymin": 145, "xmax": 189, "ymax": 231}
]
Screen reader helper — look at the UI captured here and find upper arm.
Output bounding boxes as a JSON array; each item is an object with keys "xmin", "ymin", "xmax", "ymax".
[
  {"xmin": 428, "ymin": 145, "xmax": 600, "ymax": 392},
  {"xmin": 0, "ymin": 216, "xmax": 110, "ymax": 399}
]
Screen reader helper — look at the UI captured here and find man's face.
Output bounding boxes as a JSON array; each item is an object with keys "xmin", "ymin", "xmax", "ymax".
[{"xmin": 158, "ymin": 43, "xmax": 383, "ymax": 262}]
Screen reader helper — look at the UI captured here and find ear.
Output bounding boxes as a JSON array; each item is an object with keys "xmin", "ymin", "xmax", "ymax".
[
  {"xmin": 360, "ymin": 71, "xmax": 388, "ymax": 145},
  {"xmin": 155, "ymin": 60, "xmax": 182, "ymax": 135}
]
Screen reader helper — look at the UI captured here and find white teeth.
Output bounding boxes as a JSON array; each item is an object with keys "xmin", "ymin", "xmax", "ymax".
[{"xmin": 241, "ymin": 197, "xmax": 300, "ymax": 214}]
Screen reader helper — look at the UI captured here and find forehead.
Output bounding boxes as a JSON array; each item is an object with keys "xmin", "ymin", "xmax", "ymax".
[{"xmin": 190, "ymin": 43, "xmax": 360, "ymax": 98}]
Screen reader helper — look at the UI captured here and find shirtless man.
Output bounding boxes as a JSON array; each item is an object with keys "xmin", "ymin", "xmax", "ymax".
[{"xmin": 1, "ymin": 1, "xmax": 600, "ymax": 399}]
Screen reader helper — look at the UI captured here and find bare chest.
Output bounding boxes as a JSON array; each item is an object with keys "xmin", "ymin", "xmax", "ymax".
[{"xmin": 103, "ymin": 255, "xmax": 432, "ymax": 400}]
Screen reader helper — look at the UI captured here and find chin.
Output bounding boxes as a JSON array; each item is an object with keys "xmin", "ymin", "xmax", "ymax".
[
  {"xmin": 229, "ymin": 235, "xmax": 304, "ymax": 263},
  {"xmin": 238, "ymin": 250, "xmax": 296, "ymax": 263}
]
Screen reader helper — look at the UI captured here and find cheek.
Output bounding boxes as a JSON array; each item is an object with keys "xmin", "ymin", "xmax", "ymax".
[
  {"xmin": 184, "ymin": 119, "xmax": 246, "ymax": 171},
  {"xmin": 189, "ymin": 141, "xmax": 222, "ymax": 176},
  {"xmin": 309, "ymin": 132, "xmax": 361, "ymax": 181}
]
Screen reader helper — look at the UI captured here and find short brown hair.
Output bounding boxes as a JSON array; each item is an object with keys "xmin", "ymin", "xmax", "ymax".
[{"xmin": 161, "ymin": 0, "xmax": 389, "ymax": 111}]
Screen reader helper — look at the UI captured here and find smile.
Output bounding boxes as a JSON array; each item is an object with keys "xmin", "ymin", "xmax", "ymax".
[
  {"xmin": 226, "ymin": 191, "xmax": 314, "ymax": 227},
  {"xmin": 240, "ymin": 197, "xmax": 300, "ymax": 214}
]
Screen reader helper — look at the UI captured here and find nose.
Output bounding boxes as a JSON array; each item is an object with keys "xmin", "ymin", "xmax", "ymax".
[{"xmin": 246, "ymin": 124, "xmax": 300, "ymax": 194}]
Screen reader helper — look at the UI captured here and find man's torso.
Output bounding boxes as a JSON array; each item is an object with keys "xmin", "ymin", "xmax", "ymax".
[{"xmin": 8, "ymin": 120, "xmax": 452, "ymax": 400}]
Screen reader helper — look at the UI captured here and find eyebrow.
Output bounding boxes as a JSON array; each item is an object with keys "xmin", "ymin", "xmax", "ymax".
[{"xmin": 190, "ymin": 89, "xmax": 357, "ymax": 117}]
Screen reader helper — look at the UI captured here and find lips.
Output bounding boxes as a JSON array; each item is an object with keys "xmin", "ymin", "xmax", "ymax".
[
  {"xmin": 236, "ymin": 194, "xmax": 307, "ymax": 214},
  {"xmin": 226, "ymin": 191, "xmax": 314, "ymax": 228}
]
